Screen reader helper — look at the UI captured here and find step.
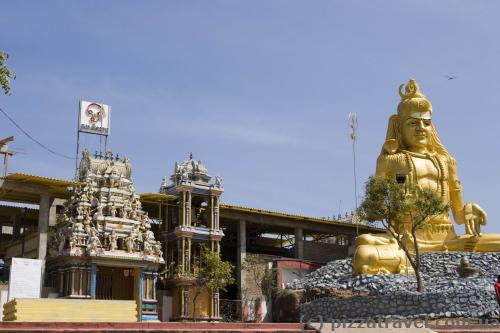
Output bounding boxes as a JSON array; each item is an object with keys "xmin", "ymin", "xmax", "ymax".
[
  {"xmin": 435, "ymin": 325, "xmax": 500, "ymax": 333},
  {"xmin": 0, "ymin": 322, "xmax": 314, "ymax": 332}
]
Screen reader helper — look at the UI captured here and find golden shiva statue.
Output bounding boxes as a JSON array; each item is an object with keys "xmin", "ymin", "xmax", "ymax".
[{"xmin": 352, "ymin": 79, "xmax": 500, "ymax": 275}]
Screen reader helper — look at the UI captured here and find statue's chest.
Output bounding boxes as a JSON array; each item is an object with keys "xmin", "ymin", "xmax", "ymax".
[{"xmin": 410, "ymin": 156, "xmax": 439, "ymax": 189}]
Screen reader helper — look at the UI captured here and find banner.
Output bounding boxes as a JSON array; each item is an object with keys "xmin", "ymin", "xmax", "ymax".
[{"xmin": 79, "ymin": 100, "xmax": 111, "ymax": 136}]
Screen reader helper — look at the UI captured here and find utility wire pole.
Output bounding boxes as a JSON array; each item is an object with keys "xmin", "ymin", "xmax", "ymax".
[
  {"xmin": 0, "ymin": 136, "xmax": 15, "ymax": 177},
  {"xmin": 348, "ymin": 113, "xmax": 359, "ymax": 235}
]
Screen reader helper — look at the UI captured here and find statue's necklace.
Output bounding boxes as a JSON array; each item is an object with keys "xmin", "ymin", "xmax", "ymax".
[{"xmin": 402, "ymin": 150, "xmax": 445, "ymax": 198}]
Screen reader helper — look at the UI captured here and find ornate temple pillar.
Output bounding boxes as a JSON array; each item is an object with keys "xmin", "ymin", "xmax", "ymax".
[
  {"xmin": 210, "ymin": 195, "xmax": 214, "ymax": 230},
  {"xmin": 58, "ymin": 268, "xmax": 64, "ymax": 295},
  {"xmin": 153, "ymin": 272, "xmax": 157, "ymax": 300},
  {"xmin": 65, "ymin": 268, "xmax": 70, "ymax": 296},
  {"xmin": 213, "ymin": 195, "xmax": 219, "ymax": 230},
  {"xmin": 185, "ymin": 237, "xmax": 191, "ymax": 275},
  {"xmin": 144, "ymin": 272, "xmax": 150, "ymax": 300},
  {"xmin": 187, "ymin": 191, "xmax": 192, "ymax": 227},
  {"xmin": 181, "ymin": 191, "xmax": 186, "ymax": 227},
  {"xmin": 211, "ymin": 288, "xmax": 220, "ymax": 320},
  {"xmin": 86, "ymin": 267, "xmax": 91, "ymax": 297},
  {"xmin": 90, "ymin": 263, "xmax": 97, "ymax": 299},
  {"xmin": 69, "ymin": 267, "xmax": 75, "ymax": 296},
  {"xmin": 78, "ymin": 267, "xmax": 83, "ymax": 295},
  {"xmin": 179, "ymin": 238, "xmax": 185, "ymax": 275},
  {"xmin": 180, "ymin": 285, "xmax": 189, "ymax": 319},
  {"xmin": 137, "ymin": 268, "xmax": 143, "ymax": 320}
]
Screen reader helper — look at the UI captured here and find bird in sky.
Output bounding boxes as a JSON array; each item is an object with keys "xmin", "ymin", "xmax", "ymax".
[{"xmin": 445, "ymin": 75, "xmax": 458, "ymax": 80}]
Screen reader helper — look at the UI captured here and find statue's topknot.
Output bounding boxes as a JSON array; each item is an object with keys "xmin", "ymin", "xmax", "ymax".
[{"xmin": 397, "ymin": 79, "xmax": 432, "ymax": 117}]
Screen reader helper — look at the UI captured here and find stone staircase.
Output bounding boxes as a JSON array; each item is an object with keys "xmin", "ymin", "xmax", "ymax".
[{"xmin": 0, "ymin": 322, "xmax": 314, "ymax": 332}]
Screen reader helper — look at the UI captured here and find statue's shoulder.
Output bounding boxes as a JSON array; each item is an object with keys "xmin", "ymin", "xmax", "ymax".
[
  {"xmin": 376, "ymin": 151, "xmax": 407, "ymax": 176},
  {"xmin": 439, "ymin": 154, "xmax": 458, "ymax": 172},
  {"xmin": 377, "ymin": 151, "xmax": 406, "ymax": 165}
]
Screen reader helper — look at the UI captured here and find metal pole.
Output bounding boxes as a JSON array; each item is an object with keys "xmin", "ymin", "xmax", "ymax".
[
  {"xmin": 348, "ymin": 113, "xmax": 359, "ymax": 235},
  {"xmin": 75, "ymin": 101, "xmax": 81, "ymax": 181}
]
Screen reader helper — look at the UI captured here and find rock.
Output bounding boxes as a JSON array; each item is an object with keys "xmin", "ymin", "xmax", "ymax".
[{"xmin": 293, "ymin": 252, "xmax": 500, "ymax": 320}]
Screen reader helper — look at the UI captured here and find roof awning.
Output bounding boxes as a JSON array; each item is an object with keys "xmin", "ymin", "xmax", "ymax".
[
  {"xmin": 0, "ymin": 173, "xmax": 79, "ymax": 204},
  {"xmin": 139, "ymin": 192, "xmax": 177, "ymax": 204}
]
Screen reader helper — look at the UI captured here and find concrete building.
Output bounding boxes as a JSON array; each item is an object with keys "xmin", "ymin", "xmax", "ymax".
[{"xmin": 1, "ymin": 166, "xmax": 382, "ymax": 322}]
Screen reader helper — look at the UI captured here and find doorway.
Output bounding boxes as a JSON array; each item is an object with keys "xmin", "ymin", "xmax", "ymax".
[{"xmin": 96, "ymin": 266, "xmax": 135, "ymax": 300}]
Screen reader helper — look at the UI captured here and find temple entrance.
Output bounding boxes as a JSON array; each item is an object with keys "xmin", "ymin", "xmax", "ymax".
[{"xmin": 95, "ymin": 266, "xmax": 135, "ymax": 300}]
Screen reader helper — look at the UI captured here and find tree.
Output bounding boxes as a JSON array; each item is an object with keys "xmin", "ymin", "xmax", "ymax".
[
  {"xmin": 242, "ymin": 255, "xmax": 279, "ymax": 305},
  {"xmin": 192, "ymin": 246, "xmax": 235, "ymax": 320},
  {"xmin": 358, "ymin": 176, "xmax": 449, "ymax": 292},
  {"xmin": 0, "ymin": 51, "xmax": 15, "ymax": 95}
]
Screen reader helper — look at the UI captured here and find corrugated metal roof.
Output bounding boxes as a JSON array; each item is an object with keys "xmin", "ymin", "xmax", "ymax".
[
  {"xmin": 1, "ymin": 173, "xmax": 80, "ymax": 187},
  {"xmin": 220, "ymin": 204, "xmax": 382, "ymax": 230}
]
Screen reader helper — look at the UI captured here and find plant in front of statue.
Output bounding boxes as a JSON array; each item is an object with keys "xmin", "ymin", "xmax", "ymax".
[
  {"xmin": 358, "ymin": 176, "xmax": 449, "ymax": 292},
  {"xmin": 0, "ymin": 51, "xmax": 15, "ymax": 95},
  {"xmin": 191, "ymin": 246, "xmax": 235, "ymax": 321}
]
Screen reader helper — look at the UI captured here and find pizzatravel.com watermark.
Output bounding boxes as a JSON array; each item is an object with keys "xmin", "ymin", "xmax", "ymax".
[{"xmin": 300, "ymin": 315, "xmax": 500, "ymax": 330}]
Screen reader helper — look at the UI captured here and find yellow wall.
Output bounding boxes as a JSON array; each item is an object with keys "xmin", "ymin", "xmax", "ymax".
[
  {"xmin": 3, "ymin": 299, "xmax": 138, "ymax": 322},
  {"xmin": 189, "ymin": 286, "xmax": 211, "ymax": 319},
  {"xmin": 170, "ymin": 285, "xmax": 212, "ymax": 320}
]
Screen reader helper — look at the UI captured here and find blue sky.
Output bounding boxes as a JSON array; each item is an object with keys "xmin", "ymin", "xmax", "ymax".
[{"xmin": 1, "ymin": 1, "xmax": 499, "ymax": 233}]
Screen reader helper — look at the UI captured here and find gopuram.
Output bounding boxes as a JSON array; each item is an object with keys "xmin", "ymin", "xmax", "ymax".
[
  {"xmin": 46, "ymin": 149, "xmax": 164, "ymax": 321},
  {"xmin": 160, "ymin": 155, "xmax": 224, "ymax": 321},
  {"xmin": 352, "ymin": 79, "xmax": 499, "ymax": 275}
]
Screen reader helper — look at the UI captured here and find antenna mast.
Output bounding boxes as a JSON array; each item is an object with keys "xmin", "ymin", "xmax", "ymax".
[{"xmin": 348, "ymin": 113, "xmax": 359, "ymax": 235}]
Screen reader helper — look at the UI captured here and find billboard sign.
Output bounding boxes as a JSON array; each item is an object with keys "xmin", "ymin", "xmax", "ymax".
[{"xmin": 79, "ymin": 100, "xmax": 111, "ymax": 136}]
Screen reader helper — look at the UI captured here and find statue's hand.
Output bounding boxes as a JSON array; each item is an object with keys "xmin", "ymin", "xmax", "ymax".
[{"xmin": 464, "ymin": 203, "xmax": 487, "ymax": 237}]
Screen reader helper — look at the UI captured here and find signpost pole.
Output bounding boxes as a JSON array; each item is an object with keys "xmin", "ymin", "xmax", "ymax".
[{"xmin": 75, "ymin": 101, "xmax": 81, "ymax": 181}]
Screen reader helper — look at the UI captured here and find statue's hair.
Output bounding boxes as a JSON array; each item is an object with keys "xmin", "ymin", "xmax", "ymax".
[{"xmin": 384, "ymin": 114, "xmax": 450, "ymax": 158}]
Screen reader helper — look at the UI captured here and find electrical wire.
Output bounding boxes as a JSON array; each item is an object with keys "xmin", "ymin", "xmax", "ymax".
[{"xmin": 0, "ymin": 106, "xmax": 75, "ymax": 159}]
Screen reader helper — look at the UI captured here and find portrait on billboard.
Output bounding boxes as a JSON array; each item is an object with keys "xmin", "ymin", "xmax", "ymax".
[{"xmin": 79, "ymin": 100, "xmax": 111, "ymax": 136}]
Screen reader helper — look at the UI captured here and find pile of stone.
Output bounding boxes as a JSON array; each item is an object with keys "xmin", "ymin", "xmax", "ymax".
[
  {"xmin": 291, "ymin": 252, "xmax": 500, "ymax": 295},
  {"xmin": 293, "ymin": 252, "xmax": 500, "ymax": 319}
]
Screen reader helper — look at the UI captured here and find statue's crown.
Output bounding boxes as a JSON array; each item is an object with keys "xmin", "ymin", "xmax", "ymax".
[
  {"xmin": 397, "ymin": 79, "xmax": 432, "ymax": 116},
  {"xmin": 399, "ymin": 79, "xmax": 425, "ymax": 100}
]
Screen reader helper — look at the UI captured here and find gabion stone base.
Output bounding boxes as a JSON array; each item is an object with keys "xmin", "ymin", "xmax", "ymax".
[{"xmin": 295, "ymin": 252, "xmax": 500, "ymax": 320}]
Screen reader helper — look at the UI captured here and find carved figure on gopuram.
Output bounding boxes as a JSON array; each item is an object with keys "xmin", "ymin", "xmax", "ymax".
[
  {"xmin": 352, "ymin": 79, "xmax": 500, "ymax": 275},
  {"xmin": 48, "ymin": 149, "xmax": 164, "ymax": 264}
]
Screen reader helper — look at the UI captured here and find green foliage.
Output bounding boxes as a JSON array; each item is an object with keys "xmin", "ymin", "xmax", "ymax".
[
  {"xmin": 0, "ymin": 51, "xmax": 15, "ymax": 95},
  {"xmin": 242, "ymin": 255, "xmax": 279, "ymax": 302},
  {"xmin": 197, "ymin": 247, "xmax": 235, "ymax": 291},
  {"xmin": 191, "ymin": 245, "xmax": 235, "ymax": 319},
  {"xmin": 358, "ymin": 176, "xmax": 449, "ymax": 292},
  {"xmin": 358, "ymin": 176, "xmax": 448, "ymax": 234}
]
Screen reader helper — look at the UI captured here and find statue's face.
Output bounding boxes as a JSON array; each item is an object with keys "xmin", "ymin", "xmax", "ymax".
[{"xmin": 401, "ymin": 115, "xmax": 432, "ymax": 150}]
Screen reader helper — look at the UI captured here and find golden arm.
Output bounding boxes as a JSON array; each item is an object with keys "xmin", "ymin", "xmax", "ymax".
[{"xmin": 448, "ymin": 157, "xmax": 466, "ymax": 225}]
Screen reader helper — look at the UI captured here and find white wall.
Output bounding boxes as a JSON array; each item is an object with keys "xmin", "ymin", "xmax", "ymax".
[{"xmin": 0, "ymin": 285, "xmax": 8, "ymax": 321}]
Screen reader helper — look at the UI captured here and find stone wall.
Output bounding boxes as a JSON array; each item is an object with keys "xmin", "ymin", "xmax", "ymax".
[
  {"xmin": 301, "ymin": 287, "xmax": 497, "ymax": 320},
  {"xmin": 303, "ymin": 241, "xmax": 348, "ymax": 264},
  {"xmin": 295, "ymin": 252, "xmax": 500, "ymax": 320}
]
